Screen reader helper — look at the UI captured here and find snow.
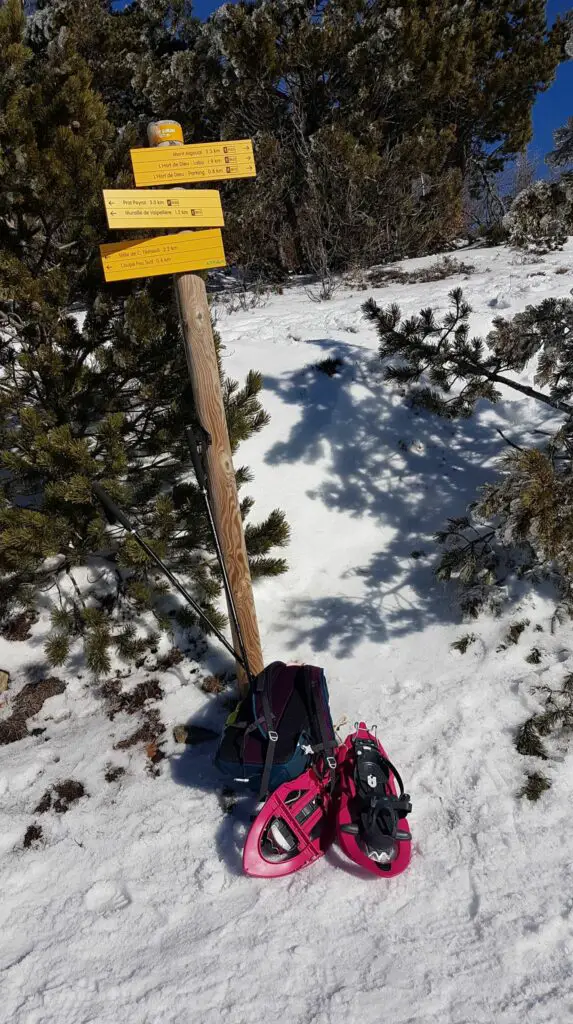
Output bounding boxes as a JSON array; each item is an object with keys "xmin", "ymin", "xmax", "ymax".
[{"xmin": 3, "ymin": 243, "xmax": 573, "ymax": 1024}]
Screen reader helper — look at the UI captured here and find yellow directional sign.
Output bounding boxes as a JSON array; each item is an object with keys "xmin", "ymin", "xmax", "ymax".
[
  {"xmin": 100, "ymin": 229, "xmax": 226, "ymax": 282},
  {"xmin": 130, "ymin": 139, "xmax": 256, "ymax": 187},
  {"xmin": 103, "ymin": 189, "xmax": 224, "ymax": 230}
]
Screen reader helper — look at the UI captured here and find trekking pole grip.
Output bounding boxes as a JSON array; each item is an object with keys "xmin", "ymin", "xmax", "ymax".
[{"xmin": 92, "ymin": 482, "xmax": 134, "ymax": 532}]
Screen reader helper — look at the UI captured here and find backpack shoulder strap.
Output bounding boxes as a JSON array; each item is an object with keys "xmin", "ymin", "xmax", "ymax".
[
  {"xmin": 306, "ymin": 667, "xmax": 337, "ymax": 786},
  {"xmin": 257, "ymin": 667, "xmax": 279, "ymax": 800},
  {"xmin": 256, "ymin": 663, "xmax": 335, "ymax": 802}
]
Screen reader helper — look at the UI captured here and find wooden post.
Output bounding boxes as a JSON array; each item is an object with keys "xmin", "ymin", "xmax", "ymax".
[{"xmin": 148, "ymin": 121, "xmax": 264, "ymax": 692}]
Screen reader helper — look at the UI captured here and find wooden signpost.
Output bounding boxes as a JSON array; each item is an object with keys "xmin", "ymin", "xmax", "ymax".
[
  {"xmin": 98, "ymin": 120, "xmax": 264, "ymax": 691},
  {"xmin": 100, "ymin": 230, "xmax": 226, "ymax": 282},
  {"xmin": 103, "ymin": 188, "xmax": 224, "ymax": 230},
  {"xmin": 130, "ymin": 139, "xmax": 256, "ymax": 187}
]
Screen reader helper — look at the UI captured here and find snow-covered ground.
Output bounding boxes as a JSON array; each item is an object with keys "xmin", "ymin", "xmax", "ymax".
[{"xmin": 3, "ymin": 243, "xmax": 573, "ymax": 1024}]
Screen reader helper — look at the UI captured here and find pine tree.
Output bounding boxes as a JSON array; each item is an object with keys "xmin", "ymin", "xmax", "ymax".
[
  {"xmin": 189, "ymin": 0, "xmax": 564, "ymax": 274},
  {"xmin": 547, "ymin": 116, "xmax": 573, "ymax": 170},
  {"xmin": 19, "ymin": 0, "xmax": 565, "ymax": 276},
  {"xmin": 516, "ymin": 672, "xmax": 573, "ymax": 770},
  {"xmin": 504, "ymin": 179, "xmax": 573, "ymax": 252},
  {"xmin": 363, "ymin": 290, "xmax": 573, "ymax": 618},
  {"xmin": 25, "ymin": 1, "xmax": 205, "ymax": 131},
  {"xmin": 0, "ymin": 1, "xmax": 289, "ymax": 676}
]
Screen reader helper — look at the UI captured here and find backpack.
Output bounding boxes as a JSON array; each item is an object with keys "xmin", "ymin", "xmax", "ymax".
[{"xmin": 214, "ymin": 661, "xmax": 337, "ymax": 799}]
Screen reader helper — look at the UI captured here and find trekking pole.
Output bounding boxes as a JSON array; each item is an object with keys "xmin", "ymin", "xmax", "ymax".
[
  {"xmin": 185, "ymin": 425, "xmax": 254, "ymax": 685},
  {"xmin": 91, "ymin": 482, "xmax": 249, "ymax": 672}
]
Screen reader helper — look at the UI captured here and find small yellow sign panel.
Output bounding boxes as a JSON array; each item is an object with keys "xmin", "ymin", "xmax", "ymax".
[
  {"xmin": 103, "ymin": 188, "xmax": 225, "ymax": 229},
  {"xmin": 100, "ymin": 229, "xmax": 226, "ymax": 282},
  {"xmin": 130, "ymin": 139, "xmax": 256, "ymax": 187}
]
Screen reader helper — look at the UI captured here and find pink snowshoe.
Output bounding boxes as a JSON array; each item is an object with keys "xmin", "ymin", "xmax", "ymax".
[
  {"xmin": 243, "ymin": 766, "xmax": 335, "ymax": 878},
  {"xmin": 335, "ymin": 723, "xmax": 412, "ymax": 877}
]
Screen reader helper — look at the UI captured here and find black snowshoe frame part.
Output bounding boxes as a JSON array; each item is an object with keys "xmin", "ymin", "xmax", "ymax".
[
  {"xmin": 351, "ymin": 736, "xmax": 412, "ymax": 860},
  {"xmin": 263, "ymin": 790, "xmax": 325, "ymax": 862},
  {"xmin": 91, "ymin": 482, "xmax": 248, "ymax": 672},
  {"xmin": 268, "ymin": 817, "xmax": 298, "ymax": 855}
]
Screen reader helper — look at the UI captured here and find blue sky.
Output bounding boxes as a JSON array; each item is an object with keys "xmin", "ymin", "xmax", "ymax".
[
  {"xmin": 532, "ymin": 0, "xmax": 572, "ymax": 163},
  {"xmin": 117, "ymin": 0, "xmax": 571, "ymax": 163},
  {"xmin": 191, "ymin": 0, "xmax": 231, "ymax": 16}
]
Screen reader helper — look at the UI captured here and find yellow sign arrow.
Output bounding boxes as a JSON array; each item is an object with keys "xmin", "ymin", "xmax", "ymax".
[
  {"xmin": 130, "ymin": 139, "xmax": 256, "ymax": 187},
  {"xmin": 100, "ymin": 229, "xmax": 226, "ymax": 282},
  {"xmin": 103, "ymin": 189, "xmax": 224, "ymax": 229}
]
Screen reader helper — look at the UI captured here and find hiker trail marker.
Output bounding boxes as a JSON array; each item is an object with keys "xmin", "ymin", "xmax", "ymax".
[
  {"xmin": 103, "ymin": 188, "xmax": 224, "ymax": 230},
  {"xmin": 100, "ymin": 229, "xmax": 226, "ymax": 283},
  {"xmin": 98, "ymin": 118, "xmax": 263, "ymax": 690},
  {"xmin": 130, "ymin": 139, "xmax": 256, "ymax": 187}
]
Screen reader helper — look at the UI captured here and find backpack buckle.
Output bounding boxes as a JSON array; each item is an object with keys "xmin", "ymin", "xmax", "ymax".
[
  {"xmin": 326, "ymin": 756, "xmax": 337, "ymax": 771},
  {"xmin": 268, "ymin": 730, "xmax": 278, "ymax": 743}
]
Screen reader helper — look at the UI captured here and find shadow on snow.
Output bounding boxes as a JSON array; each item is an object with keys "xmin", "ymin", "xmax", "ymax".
[
  {"xmin": 170, "ymin": 330, "xmax": 538, "ymax": 865},
  {"xmin": 262, "ymin": 336, "xmax": 527, "ymax": 657},
  {"xmin": 169, "ymin": 693, "xmax": 258, "ymax": 876}
]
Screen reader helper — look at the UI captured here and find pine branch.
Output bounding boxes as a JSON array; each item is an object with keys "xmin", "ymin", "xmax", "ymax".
[
  {"xmin": 495, "ymin": 428, "xmax": 525, "ymax": 452},
  {"xmin": 366, "ymin": 291, "xmax": 573, "ymax": 418},
  {"xmin": 481, "ymin": 367, "xmax": 573, "ymax": 415}
]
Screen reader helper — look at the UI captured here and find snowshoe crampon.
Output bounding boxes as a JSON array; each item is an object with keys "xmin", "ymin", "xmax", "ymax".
[
  {"xmin": 243, "ymin": 767, "xmax": 334, "ymax": 877},
  {"xmin": 336, "ymin": 722, "xmax": 412, "ymax": 878}
]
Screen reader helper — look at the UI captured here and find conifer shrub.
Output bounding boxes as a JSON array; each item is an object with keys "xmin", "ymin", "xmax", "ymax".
[
  {"xmin": 0, "ymin": 1, "xmax": 289, "ymax": 676},
  {"xmin": 363, "ymin": 290, "xmax": 573, "ymax": 620},
  {"xmin": 504, "ymin": 179, "xmax": 573, "ymax": 253}
]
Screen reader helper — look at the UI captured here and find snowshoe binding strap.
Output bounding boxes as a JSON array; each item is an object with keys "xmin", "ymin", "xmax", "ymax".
[{"xmin": 347, "ymin": 736, "xmax": 412, "ymax": 867}]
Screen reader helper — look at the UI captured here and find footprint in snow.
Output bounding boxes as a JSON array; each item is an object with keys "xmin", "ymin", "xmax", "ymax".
[
  {"xmin": 488, "ymin": 293, "xmax": 512, "ymax": 309},
  {"xmin": 194, "ymin": 857, "xmax": 226, "ymax": 895},
  {"xmin": 84, "ymin": 880, "xmax": 131, "ymax": 914}
]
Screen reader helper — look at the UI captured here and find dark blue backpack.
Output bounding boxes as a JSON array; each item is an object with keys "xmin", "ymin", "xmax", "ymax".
[{"xmin": 214, "ymin": 662, "xmax": 337, "ymax": 799}]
